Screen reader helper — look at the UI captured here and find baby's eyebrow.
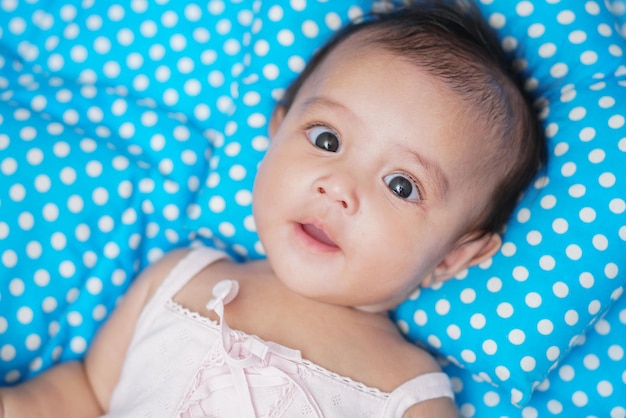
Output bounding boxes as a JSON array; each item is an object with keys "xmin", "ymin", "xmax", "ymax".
[
  {"xmin": 300, "ymin": 96, "xmax": 351, "ymax": 116},
  {"xmin": 402, "ymin": 144, "xmax": 450, "ymax": 201}
]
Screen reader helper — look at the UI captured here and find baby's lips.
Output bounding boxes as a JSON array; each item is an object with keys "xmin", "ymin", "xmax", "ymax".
[{"xmin": 301, "ymin": 223, "xmax": 339, "ymax": 248}]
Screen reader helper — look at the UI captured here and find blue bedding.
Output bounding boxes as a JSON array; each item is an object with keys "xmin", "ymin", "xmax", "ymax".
[{"xmin": 1, "ymin": 1, "xmax": 625, "ymax": 416}]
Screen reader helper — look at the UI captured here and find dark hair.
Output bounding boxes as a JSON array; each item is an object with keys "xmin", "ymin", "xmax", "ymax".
[{"xmin": 279, "ymin": 0, "xmax": 546, "ymax": 235}]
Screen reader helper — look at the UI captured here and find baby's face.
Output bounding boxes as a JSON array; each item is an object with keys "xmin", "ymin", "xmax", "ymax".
[{"xmin": 253, "ymin": 39, "xmax": 498, "ymax": 311}]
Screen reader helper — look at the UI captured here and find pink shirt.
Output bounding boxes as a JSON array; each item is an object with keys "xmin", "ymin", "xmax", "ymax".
[{"xmin": 105, "ymin": 247, "xmax": 454, "ymax": 417}]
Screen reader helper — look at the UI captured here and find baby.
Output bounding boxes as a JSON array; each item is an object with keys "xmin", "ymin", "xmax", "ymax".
[{"xmin": 0, "ymin": 1, "xmax": 544, "ymax": 417}]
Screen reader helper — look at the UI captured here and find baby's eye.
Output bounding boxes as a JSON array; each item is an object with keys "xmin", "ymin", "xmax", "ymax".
[
  {"xmin": 306, "ymin": 126, "xmax": 340, "ymax": 152},
  {"xmin": 383, "ymin": 173, "xmax": 422, "ymax": 202}
]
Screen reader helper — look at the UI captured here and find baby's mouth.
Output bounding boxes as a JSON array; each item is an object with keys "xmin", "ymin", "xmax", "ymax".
[{"xmin": 300, "ymin": 223, "xmax": 339, "ymax": 248}]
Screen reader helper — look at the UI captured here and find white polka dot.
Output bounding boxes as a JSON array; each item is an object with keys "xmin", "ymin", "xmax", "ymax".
[
  {"xmin": 495, "ymin": 365, "xmax": 510, "ymax": 381},
  {"xmin": 553, "ymin": 281, "xmax": 570, "ymax": 298},
  {"xmin": 223, "ymin": 38, "xmax": 240, "ymax": 55},
  {"xmin": 516, "ymin": 208, "xmax": 531, "ymax": 223},
  {"xmin": 482, "ymin": 339, "xmax": 497, "ymax": 355},
  {"xmin": 51, "ymin": 232, "xmax": 67, "ymax": 251},
  {"xmin": 552, "ymin": 218, "xmax": 568, "ymax": 234},
  {"xmin": 26, "ymin": 241, "xmax": 42, "ymax": 259},
  {"xmin": 599, "ymin": 172, "xmax": 616, "ymax": 188},
  {"xmin": 497, "ymin": 302, "xmax": 514, "ymax": 319},
  {"xmin": 540, "ymin": 194, "xmax": 557, "ymax": 209},
  {"xmin": 209, "ymin": 196, "xmax": 226, "ymax": 213},
  {"xmin": 92, "ymin": 187, "xmax": 109, "ymax": 205},
  {"xmin": 59, "ymin": 260, "xmax": 76, "ymax": 278},
  {"xmin": 74, "ymin": 224, "xmax": 91, "ymax": 242},
  {"xmin": 70, "ymin": 336, "xmax": 87, "ymax": 354},
  {"xmin": 34, "ymin": 270, "xmax": 50, "ymax": 287},
  {"xmin": 229, "ymin": 164, "xmax": 246, "ymax": 181},
  {"xmin": 104, "ymin": 242, "xmax": 120, "ymax": 259},
  {"xmin": 488, "ymin": 12, "xmax": 506, "ymax": 29},
  {"xmin": 302, "ymin": 20, "xmax": 319, "ymax": 38},
  {"xmin": 547, "ymin": 399, "xmax": 563, "ymax": 414},
  {"xmin": 288, "ymin": 55, "xmax": 306, "ymax": 73},
  {"xmin": 218, "ymin": 221, "xmax": 235, "ymax": 238},
  {"xmin": 435, "ymin": 299, "xmax": 450, "ymax": 315},
  {"xmin": 580, "ymin": 50, "xmax": 598, "ymax": 65},
  {"xmin": 609, "ymin": 44, "xmax": 623, "ymax": 57},
  {"xmin": 470, "ymin": 313, "xmax": 486, "ymax": 329},
  {"xmin": 17, "ymin": 307, "xmax": 33, "ymax": 324},
  {"xmin": 565, "ymin": 309, "xmax": 579, "ymax": 326},
  {"xmin": 557, "ymin": 10, "xmax": 576, "ymax": 24},
  {"xmin": 234, "ymin": 190, "xmax": 252, "ymax": 206},
  {"xmin": 18, "ymin": 212, "xmax": 34, "ymax": 231},
  {"xmin": 537, "ymin": 319, "xmax": 554, "ymax": 335},
  {"xmin": 1, "ymin": 345, "xmax": 16, "ymax": 362},
  {"xmin": 526, "ymin": 230, "xmax": 542, "ymax": 246},
  {"xmin": 579, "ymin": 272, "xmax": 595, "ymax": 288},
  {"xmin": 539, "ymin": 255, "xmax": 556, "ymax": 271},
  {"xmin": 605, "ymin": 262, "xmax": 618, "ymax": 279},
  {"xmin": 43, "ymin": 203, "xmax": 59, "ymax": 222},
  {"xmin": 547, "ymin": 346, "xmax": 560, "ymax": 361},
  {"xmin": 9, "ymin": 184, "xmax": 25, "ymax": 202},
  {"xmin": 500, "ymin": 242, "xmax": 516, "ymax": 257},
  {"xmin": 277, "ymin": 29, "xmax": 294, "ymax": 46},
  {"xmin": 520, "ymin": 356, "xmax": 536, "ymax": 372},
  {"xmin": 446, "ymin": 324, "xmax": 461, "ymax": 340},
  {"xmin": 247, "ymin": 113, "xmax": 266, "ymax": 128},
  {"xmin": 599, "ymin": 96, "xmax": 615, "ymax": 108},
  {"xmin": 550, "ymin": 62, "xmax": 569, "ymax": 78},
  {"xmin": 458, "ymin": 288, "xmax": 475, "ymax": 304},
  {"xmin": 163, "ymin": 204, "xmax": 179, "ymax": 221},
  {"xmin": 566, "ymin": 244, "xmax": 582, "ymax": 260},
  {"xmin": 579, "ymin": 207, "xmax": 596, "ymax": 223},
  {"xmin": 559, "ymin": 364, "xmax": 575, "ymax": 382},
  {"xmin": 25, "ymin": 334, "xmax": 41, "ymax": 351},
  {"xmin": 263, "ymin": 63, "xmax": 279, "ymax": 81},
  {"xmin": 595, "ymin": 318, "xmax": 611, "ymax": 335},
  {"xmin": 85, "ymin": 160, "xmax": 102, "ymax": 177},
  {"xmin": 572, "ymin": 390, "xmax": 588, "ymax": 407},
  {"xmin": 525, "ymin": 292, "xmax": 542, "ymax": 308},
  {"xmin": 608, "ymin": 344, "xmax": 624, "ymax": 361},
  {"xmin": 554, "ymin": 142, "xmax": 569, "ymax": 156},
  {"xmin": 597, "ymin": 380, "xmax": 613, "ymax": 397},
  {"xmin": 487, "ymin": 277, "xmax": 502, "ymax": 292},
  {"xmin": 583, "ymin": 353, "xmax": 600, "ymax": 370},
  {"xmin": 609, "ymin": 114, "xmax": 625, "ymax": 129},
  {"xmin": 588, "ymin": 299, "xmax": 601, "ymax": 315},
  {"xmin": 569, "ymin": 29, "xmax": 587, "ymax": 44},
  {"xmin": 1, "ymin": 158, "xmax": 18, "ymax": 176},
  {"xmin": 460, "ymin": 349, "xmax": 476, "ymax": 363},
  {"xmin": 527, "ymin": 23, "xmax": 545, "ymax": 38},
  {"xmin": 561, "ymin": 161, "xmax": 577, "ymax": 176}
]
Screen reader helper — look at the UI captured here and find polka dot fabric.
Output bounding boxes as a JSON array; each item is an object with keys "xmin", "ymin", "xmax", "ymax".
[
  {"xmin": 1, "ymin": 1, "xmax": 625, "ymax": 416},
  {"xmin": 394, "ymin": 0, "xmax": 626, "ymax": 408}
]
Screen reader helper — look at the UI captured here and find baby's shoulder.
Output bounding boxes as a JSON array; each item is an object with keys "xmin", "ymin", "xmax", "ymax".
[
  {"xmin": 364, "ymin": 322, "xmax": 443, "ymax": 388},
  {"xmin": 363, "ymin": 329, "xmax": 458, "ymax": 417}
]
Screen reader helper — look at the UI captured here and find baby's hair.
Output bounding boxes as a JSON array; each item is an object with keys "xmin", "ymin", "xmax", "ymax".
[{"xmin": 279, "ymin": 0, "xmax": 546, "ymax": 236}]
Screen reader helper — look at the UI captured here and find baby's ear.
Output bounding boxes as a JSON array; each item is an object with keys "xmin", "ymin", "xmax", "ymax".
[
  {"xmin": 269, "ymin": 104, "xmax": 287, "ymax": 138},
  {"xmin": 423, "ymin": 233, "xmax": 502, "ymax": 287}
]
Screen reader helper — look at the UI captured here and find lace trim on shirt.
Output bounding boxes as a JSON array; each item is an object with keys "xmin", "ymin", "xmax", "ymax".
[
  {"xmin": 165, "ymin": 299, "xmax": 219, "ymax": 327},
  {"xmin": 165, "ymin": 299, "xmax": 388, "ymax": 398},
  {"xmin": 300, "ymin": 359, "xmax": 387, "ymax": 397}
]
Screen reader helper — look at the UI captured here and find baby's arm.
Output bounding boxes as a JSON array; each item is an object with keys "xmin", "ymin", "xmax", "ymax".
[{"xmin": 0, "ymin": 249, "xmax": 189, "ymax": 418}]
